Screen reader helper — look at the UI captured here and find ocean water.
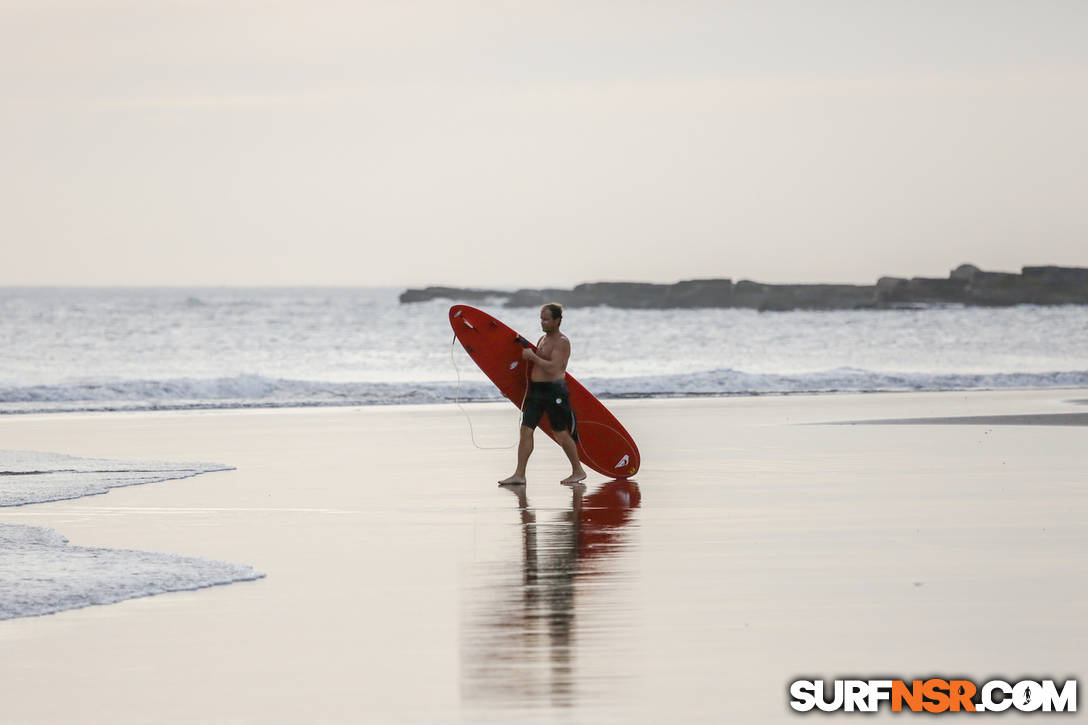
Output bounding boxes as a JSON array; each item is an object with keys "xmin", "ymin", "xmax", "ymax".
[
  {"xmin": 0, "ymin": 450, "xmax": 261, "ymax": 621},
  {"xmin": 2, "ymin": 287, "xmax": 1086, "ymax": 414}
]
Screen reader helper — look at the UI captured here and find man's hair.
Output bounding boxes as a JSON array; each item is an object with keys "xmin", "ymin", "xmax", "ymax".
[{"xmin": 541, "ymin": 302, "xmax": 563, "ymax": 322}]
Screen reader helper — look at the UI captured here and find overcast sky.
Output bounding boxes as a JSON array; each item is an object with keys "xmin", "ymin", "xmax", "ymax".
[{"xmin": 2, "ymin": 0, "xmax": 1086, "ymax": 287}]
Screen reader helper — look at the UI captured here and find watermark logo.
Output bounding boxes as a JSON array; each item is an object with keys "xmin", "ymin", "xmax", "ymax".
[{"xmin": 789, "ymin": 678, "xmax": 1077, "ymax": 714}]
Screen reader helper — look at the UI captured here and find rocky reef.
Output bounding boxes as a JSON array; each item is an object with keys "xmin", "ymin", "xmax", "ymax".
[{"xmin": 400, "ymin": 264, "xmax": 1088, "ymax": 311}]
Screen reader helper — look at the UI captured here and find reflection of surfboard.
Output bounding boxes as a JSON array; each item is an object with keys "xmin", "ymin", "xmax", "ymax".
[{"xmin": 450, "ymin": 305, "xmax": 640, "ymax": 479}]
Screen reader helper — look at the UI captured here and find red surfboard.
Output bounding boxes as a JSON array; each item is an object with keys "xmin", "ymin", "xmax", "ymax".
[{"xmin": 449, "ymin": 305, "xmax": 640, "ymax": 479}]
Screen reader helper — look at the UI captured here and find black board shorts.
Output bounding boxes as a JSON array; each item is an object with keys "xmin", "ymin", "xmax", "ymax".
[{"xmin": 522, "ymin": 380, "xmax": 578, "ymax": 441}]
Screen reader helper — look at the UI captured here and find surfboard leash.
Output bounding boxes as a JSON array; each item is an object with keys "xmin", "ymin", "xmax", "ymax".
[{"xmin": 450, "ymin": 333, "xmax": 519, "ymax": 450}]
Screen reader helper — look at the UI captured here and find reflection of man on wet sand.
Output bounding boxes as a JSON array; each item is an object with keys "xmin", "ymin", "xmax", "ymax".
[
  {"xmin": 460, "ymin": 480, "xmax": 642, "ymax": 707},
  {"xmin": 499, "ymin": 303, "xmax": 587, "ymax": 486}
]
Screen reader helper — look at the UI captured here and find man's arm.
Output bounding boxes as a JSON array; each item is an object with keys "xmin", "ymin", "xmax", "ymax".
[{"xmin": 524, "ymin": 338, "xmax": 571, "ymax": 377}]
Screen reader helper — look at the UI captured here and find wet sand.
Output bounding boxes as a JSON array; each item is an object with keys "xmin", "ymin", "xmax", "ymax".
[
  {"xmin": 835, "ymin": 413, "xmax": 1088, "ymax": 426},
  {"xmin": 0, "ymin": 390, "xmax": 1085, "ymax": 723}
]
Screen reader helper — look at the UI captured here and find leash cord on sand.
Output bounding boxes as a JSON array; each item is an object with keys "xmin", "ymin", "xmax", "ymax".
[{"xmin": 451, "ymin": 333, "xmax": 518, "ymax": 450}]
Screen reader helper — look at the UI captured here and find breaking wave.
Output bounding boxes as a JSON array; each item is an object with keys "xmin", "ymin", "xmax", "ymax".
[{"xmin": 2, "ymin": 369, "xmax": 1086, "ymax": 415}]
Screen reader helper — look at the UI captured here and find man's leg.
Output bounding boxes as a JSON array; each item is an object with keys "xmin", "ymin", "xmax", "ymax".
[
  {"xmin": 554, "ymin": 430, "xmax": 587, "ymax": 484},
  {"xmin": 498, "ymin": 426, "xmax": 535, "ymax": 485}
]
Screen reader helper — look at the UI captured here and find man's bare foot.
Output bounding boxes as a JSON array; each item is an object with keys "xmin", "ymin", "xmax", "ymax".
[
  {"xmin": 498, "ymin": 474, "xmax": 526, "ymax": 485},
  {"xmin": 560, "ymin": 471, "xmax": 587, "ymax": 484}
]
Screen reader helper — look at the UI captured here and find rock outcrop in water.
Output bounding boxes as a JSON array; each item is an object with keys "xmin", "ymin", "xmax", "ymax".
[{"xmin": 400, "ymin": 264, "xmax": 1088, "ymax": 311}]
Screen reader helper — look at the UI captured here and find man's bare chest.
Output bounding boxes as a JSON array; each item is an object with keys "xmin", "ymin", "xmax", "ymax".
[{"xmin": 536, "ymin": 336, "xmax": 562, "ymax": 360}]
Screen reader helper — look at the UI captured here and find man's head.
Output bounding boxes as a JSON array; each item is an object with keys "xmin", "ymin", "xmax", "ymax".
[{"xmin": 540, "ymin": 303, "xmax": 563, "ymax": 333}]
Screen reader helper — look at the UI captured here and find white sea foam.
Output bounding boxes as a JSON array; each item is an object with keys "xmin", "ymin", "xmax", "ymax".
[
  {"xmin": 0, "ymin": 522, "xmax": 263, "ymax": 620},
  {"xmin": 0, "ymin": 450, "xmax": 234, "ymax": 506},
  {"xmin": 0, "ymin": 368, "xmax": 1086, "ymax": 414},
  {"xmin": 0, "ymin": 450, "xmax": 261, "ymax": 621},
  {"xmin": 585, "ymin": 368, "xmax": 1088, "ymax": 397}
]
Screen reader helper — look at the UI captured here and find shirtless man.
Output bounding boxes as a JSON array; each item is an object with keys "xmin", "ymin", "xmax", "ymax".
[{"xmin": 498, "ymin": 303, "xmax": 587, "ymax": 486}]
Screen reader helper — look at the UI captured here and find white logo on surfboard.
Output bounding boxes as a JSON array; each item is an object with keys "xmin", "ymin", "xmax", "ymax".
[{"xmin": 614, "ymin": 454, "xmax": 629, "ymax": 468}]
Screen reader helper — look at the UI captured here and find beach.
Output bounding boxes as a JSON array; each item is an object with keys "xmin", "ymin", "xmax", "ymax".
[
  {"xmin": 0, "ymin": 389, "xmax": 1085, "ymax": 723},
  {"xmin": 6, "ymin": 0, "xmax": 1088, "ymax": 718}
]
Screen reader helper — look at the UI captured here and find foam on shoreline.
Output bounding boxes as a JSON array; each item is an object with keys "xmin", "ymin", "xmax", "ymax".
[
  {"xmin": 0, "ymin": 522, "xmax": 264, "ymax": 621},
  {"xmin": 0, "ymin": 450, "xmax": 233, "ymax": 507},
  {"xmin": 0, "ymin": 450, "xmax": 261, "ymax": 621}
]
